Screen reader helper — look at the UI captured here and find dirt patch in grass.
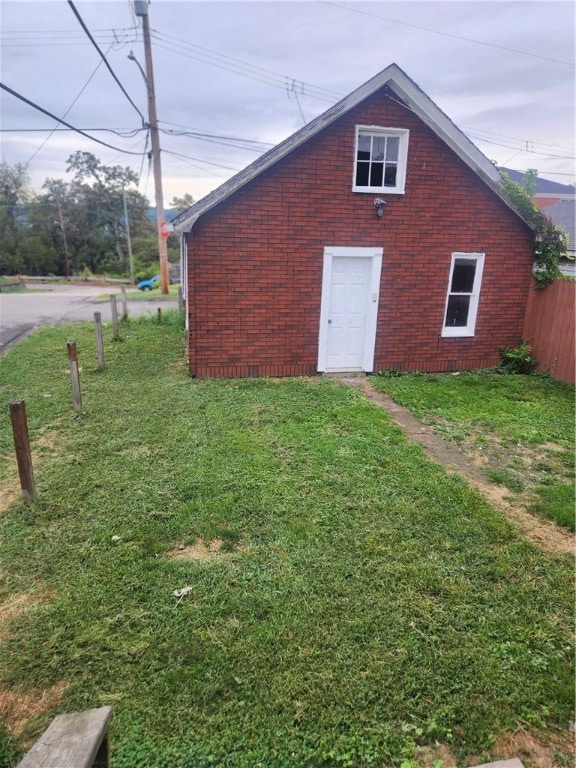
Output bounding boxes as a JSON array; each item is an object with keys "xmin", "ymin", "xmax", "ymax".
[
  {"xmin": 0, "ymin": 681, "xmax": 67, "ymax": 739},
  {"xmin": 0, "ymin": 470, "xmax": 21, "ymax": 515},
  {"xmin": 346, "ymin": 378, "xmax": 574, "ymax": 555},
  {"xmin": 167, "ymin": 538, "xmax": 226, "ymax": 561},
  {"xmin": 0, "ymin": 589, "xmax": 56, "ymax": 640},
  {"xmin": 489, "ymin": 728, "xmax": 575, "ymax": 768},
  {"xmin": 414, "ymin": 743, "xmax": 457, "ymax": 767}
]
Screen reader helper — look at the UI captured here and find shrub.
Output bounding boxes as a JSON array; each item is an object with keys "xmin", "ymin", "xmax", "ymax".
[{"xmin": 499, "ymin": 341, "xmax": 536, "ymax": 374}]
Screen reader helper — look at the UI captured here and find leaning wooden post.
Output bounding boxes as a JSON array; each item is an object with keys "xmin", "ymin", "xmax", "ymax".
[
  {"xmin": 120, "ymin": 286, "xmax": 128, "ymax": 320},
  {"xmin": 110, "ymin": 294, "xmax": 119, "ymax": 340},
  {"xmin": 157, "ymin": 307, "xmax": 162, "ymax": 323},
  {"xmin": 67, "ymin": 341, "xmax": 82, "ymax": 413},
  {"xmin": 94, "ymin": 311, "xmax": 105, "ymax": 369},
  {"xmin": 9, "ymin": 399, "xmax": 36, "ymax": 503}
]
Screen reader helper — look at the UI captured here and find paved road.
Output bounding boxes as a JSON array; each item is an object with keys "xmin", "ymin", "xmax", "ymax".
[{"xmin": 0, "ymin": 283, "xmax": 178, "ymax": 355}]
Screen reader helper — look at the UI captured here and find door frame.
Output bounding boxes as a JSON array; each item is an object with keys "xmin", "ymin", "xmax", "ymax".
[{"xmin": 317, "ymin": 246, "xmax": 383, "ymax": 373}]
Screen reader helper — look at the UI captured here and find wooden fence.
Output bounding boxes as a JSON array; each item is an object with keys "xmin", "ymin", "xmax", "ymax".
[{"xmin": 523, "ymin": 278, "xmax": 575, "ymax": 384}]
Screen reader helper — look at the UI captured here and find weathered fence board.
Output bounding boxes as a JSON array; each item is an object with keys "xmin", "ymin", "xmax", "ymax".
[{"xmin": 523, "ymin": 278, "xmax": 575, "ymax": 384}]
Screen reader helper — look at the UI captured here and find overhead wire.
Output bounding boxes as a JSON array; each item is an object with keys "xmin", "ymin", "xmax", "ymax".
[
  {"xmin": 321, "ymin": 1, "xmax": 574, "ymax": 66},
  {"xmin": 0, "ymin": 82, "xmax": 148, "ymax": 156},
  {"xmin": 67, "ymin": 1, "xmax": 147, "ymax": 126},
  {"xmin": 150, "ymin": 28, "xmax": 342, "ymax": 101}
]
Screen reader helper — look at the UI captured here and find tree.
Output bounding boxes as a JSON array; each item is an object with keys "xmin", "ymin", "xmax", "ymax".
[
  {"xmin": 169, "ymin": 193, "xmax": 195, "ymax": 215},
  {"xmin": 0, "ymin": 162, "xmax": 32, "ymax": 273}
]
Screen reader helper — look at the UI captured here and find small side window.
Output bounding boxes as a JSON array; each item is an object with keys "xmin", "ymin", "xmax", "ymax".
[{"xmin": 442, "ymin": 253, "xmax": 485, "ymax": 337}]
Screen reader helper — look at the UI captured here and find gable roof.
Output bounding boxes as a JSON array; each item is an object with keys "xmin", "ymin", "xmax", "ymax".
[{"xmin": 173, "ymin": 63, "xmax": 528, "ymax": 233}]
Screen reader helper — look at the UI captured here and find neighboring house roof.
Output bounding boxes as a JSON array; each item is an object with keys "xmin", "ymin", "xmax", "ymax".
[
  {"xmin": 545, "ymin": 199, "xmax": 575, "ymax": 252},
  {"xmin": 498, "ymin": 167, "xmax": 576, "ymax": 197},
  {"xmin": 173, "ymin": 63, "xmax": 529, "ymax": 233}
]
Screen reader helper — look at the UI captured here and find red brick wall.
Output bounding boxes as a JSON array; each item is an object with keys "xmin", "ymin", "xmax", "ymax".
[{"xmin": 185, "ymin": 91, "xmax": 533, "ymax": 378}]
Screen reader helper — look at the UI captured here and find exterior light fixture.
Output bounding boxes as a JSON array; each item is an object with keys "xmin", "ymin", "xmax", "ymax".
[{"xmin": 374, "ymin": 198, "xmax": 386, "ymax": 218}]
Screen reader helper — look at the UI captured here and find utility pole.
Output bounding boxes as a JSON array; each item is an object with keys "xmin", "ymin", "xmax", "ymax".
[
  {"xmin": 134, "ymin": 0, "xmax": 169, "ymax": 294},
  {"xmin": 122, "ymin": 189, "xmax": 135, "ymax": 285}
]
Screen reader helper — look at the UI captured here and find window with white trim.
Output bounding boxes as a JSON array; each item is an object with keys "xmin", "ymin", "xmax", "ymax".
[
  {"xmin": 353, "ymin": 126, "xmax": 409, "ymax": 194},
  {"xmin": 442, "ymin": 253, "xmax": 485, "ymax": 337}
]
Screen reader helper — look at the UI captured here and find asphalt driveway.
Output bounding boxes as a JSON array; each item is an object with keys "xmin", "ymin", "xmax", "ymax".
[{"xmin": 0, "ymin": 283, "xmax": 178, "ymax": 355}]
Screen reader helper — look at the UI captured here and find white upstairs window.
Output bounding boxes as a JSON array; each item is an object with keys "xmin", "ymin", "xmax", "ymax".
[
  {"xmin": 442, "ymin": 253, "xmax": 485, "ymax": 337},
  {"xmin": 353, "ymin": 126, "xmax": 409, "ymax": 194}
]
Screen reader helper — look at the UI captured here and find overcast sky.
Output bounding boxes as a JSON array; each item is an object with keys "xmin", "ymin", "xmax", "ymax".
[{"xmin": 1, "ymin": 0, "xmax": 574, "ymax": 207}]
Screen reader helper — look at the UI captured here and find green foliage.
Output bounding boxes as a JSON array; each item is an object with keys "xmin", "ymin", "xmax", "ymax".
[
  {"xmin": 499, "ymin": 341, "xmax": 536, "ymax": 374},
  {"xmin": 0, "ymin": 324, "xmax": 573, "ymax": 766},
  {"xmin": 499, "ymin": 171, "xmax": 566, "ymax": 289},
  {"xmin": 0, "ymin": 156, "xmax": 156, "ymax": 278}
]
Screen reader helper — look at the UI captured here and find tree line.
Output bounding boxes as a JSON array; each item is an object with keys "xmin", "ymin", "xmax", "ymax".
[{"xmin": 0, "ymin": 153, "xmax": 193, "ymax": 280}]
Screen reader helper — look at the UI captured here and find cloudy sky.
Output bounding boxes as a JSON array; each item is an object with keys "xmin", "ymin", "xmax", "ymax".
[{"xmin": 1, "ymin": 0, "xmax": 574, "ymax": 207}]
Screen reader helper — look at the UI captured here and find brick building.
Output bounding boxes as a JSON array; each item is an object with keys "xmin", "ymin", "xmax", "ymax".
[{"xmin": 173, "ymin": 64, "xmax": 534, "ymax": 379}]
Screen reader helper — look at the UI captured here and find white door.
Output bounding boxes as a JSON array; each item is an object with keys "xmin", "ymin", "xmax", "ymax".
[{"xmin": 318, "ymin": 247, "xmax": 383, "ymax": 372}]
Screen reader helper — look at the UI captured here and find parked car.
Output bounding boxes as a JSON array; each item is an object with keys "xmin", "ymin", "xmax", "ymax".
[{"xmin": 137, "ymin": 275, "xmax": 160, "ymax": 291}]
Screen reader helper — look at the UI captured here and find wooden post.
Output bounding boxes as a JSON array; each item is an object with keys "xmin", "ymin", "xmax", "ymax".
[
  {"xmin": 178, "ymin": 285, "xmax": 183, "ymax": 310},
  {"xmin": 9, "ymin": 400, "xmax": 36, "ymax": 503},
  {"xmin": 110, "ymin": 294, "xmax": 119, "ymax": 340},
  {"xmin": 120, "ymin": 286, "xmax": 128, "ymax": 320},
  {"xmin": 157, "ymin": 307, "xmax": 162, "ymax": 323},
  {"xmin": 67, "ymin": 341, "xmax": 82, "ymax": 412},
  {"xmin": 94, "ymin": 312, "xmax": 105, "ymax": 369}
]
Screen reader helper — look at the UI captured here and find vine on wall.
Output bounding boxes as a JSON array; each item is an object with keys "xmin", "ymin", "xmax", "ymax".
[{"xmin": 499, "ymin": 170, "xmax": 568, "ymax": 289}]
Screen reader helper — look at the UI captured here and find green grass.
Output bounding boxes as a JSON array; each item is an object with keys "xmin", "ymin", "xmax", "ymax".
[
  {"xmin": 370, "ymin": 370, "xmax": 575, "ymax": 530},
  {"xmin": 0, "ymin": 323, "xmax": 573, "ymax": 767},
  {"xmin": 95, "ymin": 284, "xmax": 180, "ymax": 302}
]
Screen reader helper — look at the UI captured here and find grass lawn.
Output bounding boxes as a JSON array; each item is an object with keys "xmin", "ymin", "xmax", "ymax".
[
  {"xmin": 370, "ymin": 371, "xmax": 575, "ymax": 531},
  {"xmin": 96, "ymin": 284, "xmax": 181, "ymax": 302},
  {"xmin": 0, "ymin": 318, "xmax": 573, "ymax": 768}
]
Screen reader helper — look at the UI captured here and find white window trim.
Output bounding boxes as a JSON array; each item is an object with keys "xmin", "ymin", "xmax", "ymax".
[
  {"xmin": 352, "ymin": 125, "xmax": 409, "ymax": 195},
  {"xmin": 441, "ymin": 252, "xmax": 485, "ymax": 338},
  {"xmin": 318, "ymin": 246, "xmax": 383, "ymax": 373}
]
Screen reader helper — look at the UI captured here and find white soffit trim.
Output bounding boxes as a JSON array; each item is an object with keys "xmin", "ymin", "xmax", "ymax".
[{"xmin": 172, "ymin": 63, "xmax": 527, "ymax": 233}]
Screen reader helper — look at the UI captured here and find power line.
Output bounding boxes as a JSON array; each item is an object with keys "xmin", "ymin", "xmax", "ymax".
[
  {"xmin": 151, "ymin": 29, "xmax": 342, "ymax": 101},
  {"xmin": 0, "ymin": 82, "xmax": 148, "ymax": 156},
  {"xmin": 322, "ymin": 2, "xmax": 574, "ymax": 66},
  {"xmin": 150, "ymin": 33, "xmax": 340, "ymax": 104},
  {"xmin": 67, "ymin": 1, "xmax": 147, "ymax": 126},
  {"xmin": 1, "ymin": 127, "xmax": 145, "ymax": 136}
]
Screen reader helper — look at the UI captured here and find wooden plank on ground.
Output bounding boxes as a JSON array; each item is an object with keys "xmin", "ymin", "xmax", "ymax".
[{"xmin": 17, "ymin": 706, "xmax": 112, "ymax": 768}]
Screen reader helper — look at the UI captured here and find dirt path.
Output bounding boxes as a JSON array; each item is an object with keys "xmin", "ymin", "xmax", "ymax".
[{"xmin": 343, "ymin": 377, "xmax": 574, "ymax": 556}]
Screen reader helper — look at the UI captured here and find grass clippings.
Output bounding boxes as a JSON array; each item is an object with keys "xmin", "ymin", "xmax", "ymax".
[{"xmin": 0, "ymin": 316, "xmax": 573, "ymax": 768}]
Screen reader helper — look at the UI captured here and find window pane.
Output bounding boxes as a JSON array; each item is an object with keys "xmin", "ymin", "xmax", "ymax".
[
  {"xmin": 451, "ymin": 259, "xmax": 476, "ymax": 293},
  {"xmin": 445, "ymin": 295, "xmax": 470, "ymax": 327},
  {"xmin": 384, "ymin": 164, "xmax": 397, "ymax": 187},
  {"xmin": 386, "ymin": 136, "xmax": 399, "ymax": 161},
  {"xmin": 356, "ymin": 162, "xmax": 370, "ymax": 186},
  {"xmin": 357, "ymin": 134, "xmax": 371, "ymax": 160},
  {"xmin": 373, "ymin": 136, "xmax": 385, "ymax": 161},
  {"xmin": 370, "ymin": 163, "xmax": 384, "ymax": 187}
]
